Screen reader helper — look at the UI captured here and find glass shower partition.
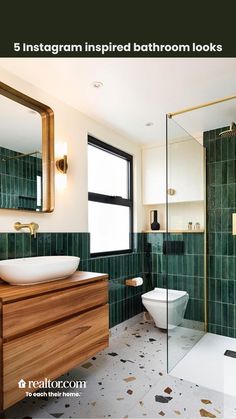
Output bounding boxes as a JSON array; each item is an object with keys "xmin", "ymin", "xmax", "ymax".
[{"xmin": 166, "ymin": 116, "xmax": 207, "ymax": 372}]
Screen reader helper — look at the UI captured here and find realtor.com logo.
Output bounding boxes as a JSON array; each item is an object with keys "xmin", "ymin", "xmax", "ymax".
[{"xmin": 18, "ymin": 378, "xmax": 86, "ymax": 398}]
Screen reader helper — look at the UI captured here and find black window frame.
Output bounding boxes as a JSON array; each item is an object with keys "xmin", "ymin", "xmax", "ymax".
[{"xmin": 88, "ymin": 135, "xmax": 133, "ymax": 257}]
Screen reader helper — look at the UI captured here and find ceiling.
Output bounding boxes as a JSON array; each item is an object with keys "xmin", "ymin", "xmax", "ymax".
[
  {"xmin": 0, "ymin": 94, "xmax": 42, "ymax": 153},
  {"xmin": 0, "ymin": 58, "xmax": 236, "ymax": 146}
]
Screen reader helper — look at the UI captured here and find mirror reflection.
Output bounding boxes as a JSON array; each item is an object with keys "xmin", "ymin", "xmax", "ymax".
[{"xmin": 0, "ymin": 94, "xmax": 43, "ymax": 211}]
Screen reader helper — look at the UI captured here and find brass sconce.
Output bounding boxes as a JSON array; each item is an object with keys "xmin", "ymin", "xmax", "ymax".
[{"xmin": 56, "ymin": 155, "xmax": 68, "ymax": 174}]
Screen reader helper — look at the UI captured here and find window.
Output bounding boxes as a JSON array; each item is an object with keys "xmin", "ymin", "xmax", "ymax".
[{"xmin": 88, "ymin": 135, "xmax": 133, "ymax": 256}]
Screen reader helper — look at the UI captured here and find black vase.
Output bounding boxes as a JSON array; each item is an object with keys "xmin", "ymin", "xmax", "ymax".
[{"xmin": 150, "ymin": 210, "xmax": 160, "ymax": 230}]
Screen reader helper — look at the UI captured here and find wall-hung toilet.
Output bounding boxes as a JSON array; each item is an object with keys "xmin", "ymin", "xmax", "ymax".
[{"xmin": 142, "ymin": 288, "xmax": 189, "ymax": 329}]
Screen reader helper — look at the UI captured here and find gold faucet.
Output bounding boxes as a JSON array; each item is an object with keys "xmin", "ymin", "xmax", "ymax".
[{"xmin": 14, "ymin": 222, "xmax": 39, "ymax": 238}]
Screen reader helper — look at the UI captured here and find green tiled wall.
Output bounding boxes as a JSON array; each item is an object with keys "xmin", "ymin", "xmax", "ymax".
[
  {"xmin": 204, "ymin": 127, "xmax": 236, "ymax": 337},
  {"xmin": 0, "ymin": 146, "xmax": 42, "ymax": 210},
  {"xmin": 0, "ymin": 232, "xmax": 148, "ymax": 328},
  {"xmin": 0, "ymin": 231, "xmax": 205, "ymax": 327},
  {"xmin": 144, "ymin": 232, "xmax": 205, "ymax": 322}
]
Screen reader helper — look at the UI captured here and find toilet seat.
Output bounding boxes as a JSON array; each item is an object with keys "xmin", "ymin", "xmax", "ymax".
[{"xmin": 142, "ymin": 287, "xmax": 187, "ymax": 302}]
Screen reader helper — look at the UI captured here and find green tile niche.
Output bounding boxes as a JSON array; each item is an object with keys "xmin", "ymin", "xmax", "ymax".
[{"xmin": 204, "ymin": 126, "xmax": 236, "ymax": 337}]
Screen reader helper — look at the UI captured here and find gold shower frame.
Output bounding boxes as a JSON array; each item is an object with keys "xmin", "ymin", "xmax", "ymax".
[{"xmin": 167, "ymin": 94, "xmax": 236, "ymax": 332}]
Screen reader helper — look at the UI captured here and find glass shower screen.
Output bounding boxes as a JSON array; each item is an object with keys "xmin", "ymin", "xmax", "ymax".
[{"xmin": 166, "ymin": 116, "xmax": 206, "ymax": 372}]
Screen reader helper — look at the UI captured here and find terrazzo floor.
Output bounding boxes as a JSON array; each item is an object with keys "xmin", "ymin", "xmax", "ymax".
[{"xmin": 5, "ymin": 314, "xmax": 236, "ymax": 419}]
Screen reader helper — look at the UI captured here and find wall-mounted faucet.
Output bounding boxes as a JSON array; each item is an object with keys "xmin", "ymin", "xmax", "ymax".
[{"xmin": 14, "ymin": 222, "xmax": 39, "ymax": 238}]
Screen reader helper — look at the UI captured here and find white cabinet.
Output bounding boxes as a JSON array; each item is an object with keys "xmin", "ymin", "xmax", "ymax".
[
  {"xmin": 142, "ymin": 140, "xmax": 204, "ymax": 205},
  {"xmin": 142, "ymin": 145, "xmax": 166, "ymax": 205}
]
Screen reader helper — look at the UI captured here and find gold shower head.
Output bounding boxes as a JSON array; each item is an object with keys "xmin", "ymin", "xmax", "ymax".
[{"xmin": 219, "ymin": 122, "xmax": 236, "ymax": 138}]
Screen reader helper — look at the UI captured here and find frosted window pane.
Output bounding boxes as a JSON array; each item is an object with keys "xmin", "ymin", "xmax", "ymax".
[
  {"xmin": 89, "ymin": 202, "xmax": 130, "ymax": 253},
  {"xmin": 88, "ymin": 145, "xmax": 128, "ymax": 198}
]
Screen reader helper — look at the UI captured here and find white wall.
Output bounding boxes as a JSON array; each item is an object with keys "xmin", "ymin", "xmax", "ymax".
[{"xmin": 0, "ymin": 67, "xmax": 143, "ymax": 233}]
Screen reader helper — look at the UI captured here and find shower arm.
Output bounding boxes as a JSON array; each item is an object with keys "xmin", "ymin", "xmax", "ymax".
[
  {"xmin": 1, "ymin": 150, "xmax": 41, "ymax": 162},
  {"xmin": 167, "ymin": 94, "xmax": 236, "ymax": 118}
]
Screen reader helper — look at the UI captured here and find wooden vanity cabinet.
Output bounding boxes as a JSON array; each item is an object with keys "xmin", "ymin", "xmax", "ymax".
[{"xmin": 0, "ymin": 271, "xmax": 109, "ymax": 410}]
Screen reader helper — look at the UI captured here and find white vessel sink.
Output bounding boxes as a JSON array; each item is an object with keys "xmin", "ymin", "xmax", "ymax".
[{"xmin": 0, "ymin": 256, "xmax": 80, "ymax": 285}]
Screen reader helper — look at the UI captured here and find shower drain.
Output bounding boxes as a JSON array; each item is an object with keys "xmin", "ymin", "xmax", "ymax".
[{"xmin": 224, "ymin": 350, "xmax": 236, "ymax": 358}]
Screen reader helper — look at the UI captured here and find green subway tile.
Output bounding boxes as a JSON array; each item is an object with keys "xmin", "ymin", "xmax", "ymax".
[
  {"xmin": 209, "ymin": 162, "xmax": 216, "ymax": 184},
  {"xmin": 221, "ymin": 185, "xmax": 228, "ymax": 208},
  {"xmin": 67, "ymin": 234, "xmax": 73, "ymax": 255},
  {"xmin": 215, "ymin": 209, "xmax": 221, "ymax": 231},
  {"xmin": 221, "ymin": 161, "xmax": 227, "ymax": 184},
  {"xmin": 208, "ymin": 278, "xmax": 216, "ymax": 302},
  {"xmin": 23, "ymin": 233, "xmax": 31, "ymax": 258},
  {"xmin": 227, "ymin": 234, "xmax": 234, "ymax": 255},
  {"xmin": 227, "ymin": 160, "xmax": 236, "ymax": 184},
  {"xmin": 56, "ymin": 233, "xmax": 63, "ymax": 255},
  {"xmin": 228, "ymin": 257, "xmax": 235, "ymax": 280},
  {"xmin": 30, "ymin": 236, "xmax": 38, "ymax": 257},
  {"xmin": 0, "ymin": 233, "xmax": 8, "ymax": 260},
  {"xmin": 227, "ymin": 136, "xmax": 236, "ymax": 160},
  {"xmin": 7, "ymin": 233, "xmax": 16, "ymax": 259},
  {"xmin": 215, "ymin": 279, "xmax": 222, "ymax": 302},
  {"xmin": 208, "ymin": 304, "xmax": 215, "ymax": 325},
  {"xmin": 222, "ymin": 256, "xmax": 228, "ymax": 279},
  {"xmin": 43, "ymin": 233, "xmax": 51, "ymax": 256},
  {"xmin": 37, "ymin": 234, "xmax": 44, "ymax": 256},
  {"xmin": 208, "ymin": 186, "xmax": 215, "ymax": 209},
  {"xmin": 209, "ymin": 140, "xmax": 216, "ymax": 163},
  {"xmin": 213, "ymin": 254, "xmax": 220, "ymax": 279},
  {"xmin": 215, "ymin": 139, "xmax": 222, "ymax": 162},
  {"xmin": 227, "ymin": 184, "xmax": 235, "ymax": 208},
  {"xmin": 208, "ymin": 233, "xmax": 215, "ymax": 255},
  {"xmin": 220, "ymin": 233, "xmax": 227, "ymax": 255},
  {"xmin": 62, "ymin": 233, "xmax": 68, "ymax": 255},
  {"xmin": 228, "ymin": 280, "xmax": 235, "ymax": 305},
  {"xmin": 215, "ymin": 161, "xmax": 222, "ymax": 184},
  {"xmin": 50, "ymin": 233, "xmax": 57, "ymax": 255},
  {"xmin": 215, "ymin": 302, "xmax": 222, "ymax": 325},
  {"xmin": 222, "ymin": 303, "xmax": 228, "ymax": 327},
  {"xmin": 228, "ymin": 305, "xmax": 235, "ymax": 329}
]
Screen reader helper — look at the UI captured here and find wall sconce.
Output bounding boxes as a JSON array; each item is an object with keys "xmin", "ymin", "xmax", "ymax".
[
  {"xmin": 56, "ymin": 155, "xmax": 68, "ymax": 174},
  {"xmin": 55, "ymin": 142, "xmax": 68, "ymax": 190}
]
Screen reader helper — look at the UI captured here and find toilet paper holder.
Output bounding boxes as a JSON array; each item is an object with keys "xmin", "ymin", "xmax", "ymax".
[{"xmin": 125, "ymin": 277, "xmax": 143, "ymax": 287}]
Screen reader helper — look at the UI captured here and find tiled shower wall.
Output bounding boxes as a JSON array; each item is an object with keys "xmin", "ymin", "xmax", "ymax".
[
  {"xmin": 204, "ymin": 127, "xmax": 236, "ymax": 337},
  {"xmin": 144, "ymin": 232, "xmax": 205, "ymax": 322}
]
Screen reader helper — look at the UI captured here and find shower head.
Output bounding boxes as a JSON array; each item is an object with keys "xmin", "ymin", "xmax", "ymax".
[{"xmin": 219, "ymin": 122, "xmax": 236, "ymax": 138}]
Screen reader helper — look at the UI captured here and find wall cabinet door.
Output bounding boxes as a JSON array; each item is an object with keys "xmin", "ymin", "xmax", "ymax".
[
  {"xmin": 142, "ymin": 141, "xmax": 204, "ymax": 205},
  {"xmin": 142, "ymin": 146, "xmax": 166, "ymax": 205},
  {"xmin": 168, "ymin": 140, "xmax": 204, "ymax": 203}
]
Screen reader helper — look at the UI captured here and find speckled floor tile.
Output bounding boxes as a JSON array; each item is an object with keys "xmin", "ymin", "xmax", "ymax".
[
  {"xmin": 128, "ymin": 375, "xmax": 226, "ymax": 419},
  {"xmin": 4, "ymin": 317, "xmax": 236, "ymax": 419}
]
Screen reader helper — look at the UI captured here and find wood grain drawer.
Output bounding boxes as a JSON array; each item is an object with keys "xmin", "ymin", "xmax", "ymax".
[
  {"xmin": 3, "ymin": 304, "xmax": 109, "ymax": 409},
  {"xmin": 2, "ymin": 280, "xmax": 108, "ymax": 340}
]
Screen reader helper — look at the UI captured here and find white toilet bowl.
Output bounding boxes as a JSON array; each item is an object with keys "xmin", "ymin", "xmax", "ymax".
[{"xmin": 141, "ymin": 287, "xmax": 189, "ymax": 329}]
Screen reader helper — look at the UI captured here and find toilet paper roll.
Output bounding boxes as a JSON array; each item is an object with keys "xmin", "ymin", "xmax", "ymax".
[
  {"xmin": 133, "ymin": 277, "xmax": 143, "ymax": 286},
  {"xmin": 126, "ymin": 277, "xmax": 143, "ymax": 287}
]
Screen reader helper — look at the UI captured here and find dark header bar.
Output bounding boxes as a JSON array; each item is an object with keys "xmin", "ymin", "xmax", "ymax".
[{"xmin": 1, "ymin": 1, "xmax": 235, "ymax": 58}]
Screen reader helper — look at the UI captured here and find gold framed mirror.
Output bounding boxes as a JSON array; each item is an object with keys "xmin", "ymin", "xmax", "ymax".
[{"xmin": 0, "ymin": 81, "xmax": 54, "ymax": 212}]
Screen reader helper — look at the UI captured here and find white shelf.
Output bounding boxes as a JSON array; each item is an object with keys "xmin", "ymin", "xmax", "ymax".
[{"xmin": 143, "ymin": 229, "xmax": 205, "ymax": 234}]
